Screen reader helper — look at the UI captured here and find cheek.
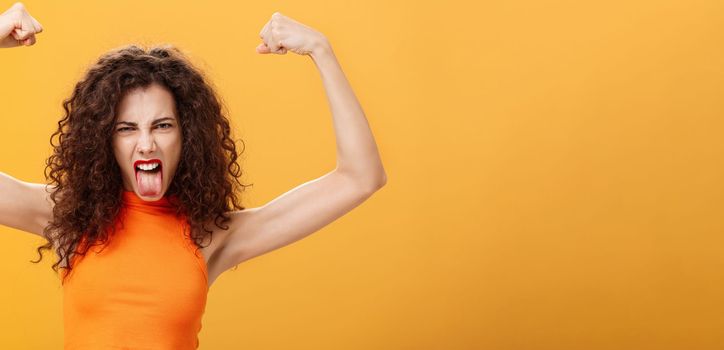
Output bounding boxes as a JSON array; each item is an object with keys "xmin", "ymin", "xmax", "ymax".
[
  {"xmin": 171, "ymin": 135, "xmax": 183, "ymax": 164},
  {"xmin": 175, "ymin": 139, "xmax": 183, "ymax": 158},
  {"xmin": 112, "ymin": 140, "xmax": 132, "ymax": 168},
  {"xmin": 111, "ymin": 142, "xmax": 122, "ymax": 162}
]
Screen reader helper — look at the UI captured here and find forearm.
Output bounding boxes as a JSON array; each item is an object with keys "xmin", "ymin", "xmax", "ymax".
[{"xmin": 309, "ymin": 41, "xmax": 387, "ymax": 189}]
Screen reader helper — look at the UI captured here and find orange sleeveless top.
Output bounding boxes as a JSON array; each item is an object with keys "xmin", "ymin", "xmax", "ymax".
[{"xmin": 61, "ymin": 190, "xmax": 209, "ymax": 349}]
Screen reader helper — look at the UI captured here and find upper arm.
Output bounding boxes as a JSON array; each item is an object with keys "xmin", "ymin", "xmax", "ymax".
[
  {"xmin": 212, "ymin": 170, "xmax": 384, "ymax": 273},
  {"xmin": 0, "ymin": 172, "xmax": 54, "ymax": 239}
]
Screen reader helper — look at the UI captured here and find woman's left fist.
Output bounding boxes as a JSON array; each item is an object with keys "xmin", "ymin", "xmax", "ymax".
[{"xmin": 256, "ymin": 12, "xmax": 328, "ymax": 56}]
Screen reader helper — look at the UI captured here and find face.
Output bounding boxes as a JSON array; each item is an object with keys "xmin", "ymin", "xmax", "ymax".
[{"xmin": 112, "ymin": 82, "xmax": 182, "ymax": 201}]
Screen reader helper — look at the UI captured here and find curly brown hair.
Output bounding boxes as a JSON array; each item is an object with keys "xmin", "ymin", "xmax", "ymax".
[{"xmin": 31, "ymin": 43, "xmax": 252, "ymax": 285}]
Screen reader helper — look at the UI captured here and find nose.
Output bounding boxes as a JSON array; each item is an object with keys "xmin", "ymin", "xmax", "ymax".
[{"xmin": 136, "ymin": 130, "xmax": 157, "ymax": 155}]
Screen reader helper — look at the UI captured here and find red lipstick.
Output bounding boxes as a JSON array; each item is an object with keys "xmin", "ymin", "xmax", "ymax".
[{"xmin": 133, "ymin": 158, "xmax": 163, "ymax": 171}]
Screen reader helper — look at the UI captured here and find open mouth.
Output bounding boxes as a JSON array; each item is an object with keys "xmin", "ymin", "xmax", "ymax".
[
  {"xmin": 133, "ymin": 159, "xmax": 164, "ymax": 196},
  {"xmin": 134, "ymin": 159, "xmax": 163, "ymax": 174}
]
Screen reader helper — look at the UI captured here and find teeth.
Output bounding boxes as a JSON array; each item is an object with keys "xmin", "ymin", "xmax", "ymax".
[{"xmin": 136, "ymin": 162, "xmax": 160, "ymax": 171}]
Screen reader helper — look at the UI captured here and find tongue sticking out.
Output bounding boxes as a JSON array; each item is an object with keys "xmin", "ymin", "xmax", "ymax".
[{"xmin": 135, "ymin": 168, "xmax": 163, "ymax": 197}]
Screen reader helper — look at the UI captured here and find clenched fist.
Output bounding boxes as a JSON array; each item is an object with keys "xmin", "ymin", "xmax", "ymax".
[
  {"xmin": 256, "ymin": 12, "xmax": 329, "ymax": 57},
  {"xmin": 0, "ymin": 2, "xmax": 43, "ymax": 48}
]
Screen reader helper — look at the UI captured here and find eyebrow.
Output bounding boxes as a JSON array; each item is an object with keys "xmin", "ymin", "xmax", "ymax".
[{"xmin": 115, "ymin": 117, "xmax": 176, "ymax": 127}]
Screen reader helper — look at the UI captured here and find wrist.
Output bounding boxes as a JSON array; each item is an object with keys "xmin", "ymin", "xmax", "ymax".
[{"xmin": 309, "ymin": 36, "xmax": 332, "ymax": 61}]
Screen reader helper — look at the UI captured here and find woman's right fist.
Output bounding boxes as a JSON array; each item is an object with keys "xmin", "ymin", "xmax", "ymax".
[{"xmin": 0, "ymin": 2, "xmax": 43, "ymax": 48}]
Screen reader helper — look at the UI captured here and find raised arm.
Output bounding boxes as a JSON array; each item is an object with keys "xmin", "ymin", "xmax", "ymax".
[
  {"xmin": 0, "ymin": 172, "xmax": 53, "ymax": 239},
  {"xmin": 256, "ymin": 13, "xmax": 387, "ymax": 184},
  {"xmin": 0, "ymin": 3, "xmax": 51, "ymax": 239},
  {"xmin": 208, "ymin": 13, "xmax": 386, "ymax": 278}
]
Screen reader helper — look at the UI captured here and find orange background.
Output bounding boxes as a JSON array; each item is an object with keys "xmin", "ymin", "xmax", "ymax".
[{"xmin": 1, "ymin": 0, "xmax": 723, "ymax": 349}]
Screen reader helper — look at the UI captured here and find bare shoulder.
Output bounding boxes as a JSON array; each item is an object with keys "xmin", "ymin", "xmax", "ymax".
[{"xmin": 0, "ymin": 172, "xmax": 55, "ymax": 239}]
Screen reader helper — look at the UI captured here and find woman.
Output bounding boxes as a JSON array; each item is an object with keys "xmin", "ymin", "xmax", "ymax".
[{"xmin": 0, "ymin": 2, "xmax": 386, "ymax": 349}]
